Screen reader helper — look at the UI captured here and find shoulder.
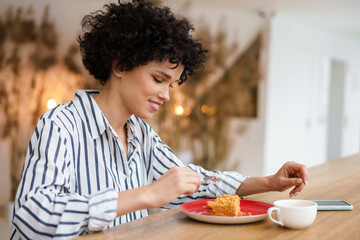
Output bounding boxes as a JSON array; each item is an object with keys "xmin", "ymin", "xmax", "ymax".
[
  {"xmin": 37, "ymin": 101, "xmax": 80, "ymax": 137},
  {"xmin": 42, "ymin": 101, "xmax": 74, "ymax": 121}
]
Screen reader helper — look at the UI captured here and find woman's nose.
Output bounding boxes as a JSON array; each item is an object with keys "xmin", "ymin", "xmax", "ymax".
[{"xmin": 158, "ymin": 85, "xmax": 170, "ymax": 101}]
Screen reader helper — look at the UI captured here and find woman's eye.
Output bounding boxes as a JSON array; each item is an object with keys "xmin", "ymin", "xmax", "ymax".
[{"xmin": 153, "ymin": 76, "xmax": 161, "ymax": 83}]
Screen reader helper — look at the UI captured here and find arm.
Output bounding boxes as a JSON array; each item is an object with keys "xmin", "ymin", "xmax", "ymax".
[
  {"xmin": 13, "ymin": 118, "xmax": 117, "ymax": 239},
  {"xmin": 116, "ymin": 166, "xmax": 201, "ymax": 215},
  {"xmin": 236, "ymin": 161, "xmax": 309, "ymax": 197}
]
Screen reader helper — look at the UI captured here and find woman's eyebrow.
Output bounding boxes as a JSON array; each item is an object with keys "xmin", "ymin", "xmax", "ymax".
[{"xmin": 155, "ymin": 70, "xmax": 172, "ymax": 80}]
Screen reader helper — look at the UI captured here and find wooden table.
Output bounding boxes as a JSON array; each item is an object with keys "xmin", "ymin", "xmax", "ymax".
[{"xmin": 78, "ymin": 154, "xmax": 360, "ymax": 240}]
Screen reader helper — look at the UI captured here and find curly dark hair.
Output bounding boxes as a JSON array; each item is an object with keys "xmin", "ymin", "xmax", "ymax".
[{"xmin": 78, "ymin": 0, "xmax": 207, "ymax": 85}]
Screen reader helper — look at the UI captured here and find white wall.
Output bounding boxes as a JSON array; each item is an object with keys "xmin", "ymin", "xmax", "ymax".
[
  {"xmin": 341, "ymin": 58, "xmax": 360, "ymax": 157},
  {"xmin": 263, "ymin": 13, "xmax": 360, "ymax": 175}
]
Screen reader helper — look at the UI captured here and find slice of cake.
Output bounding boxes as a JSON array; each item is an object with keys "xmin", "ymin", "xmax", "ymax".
[{"xmin": 207, "ymin": 194, "xmax": 241, "ymax": 216}]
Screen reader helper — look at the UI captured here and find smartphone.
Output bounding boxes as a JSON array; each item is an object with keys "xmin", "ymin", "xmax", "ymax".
[{"xmin": 312, "ymin": 200, "xmax": 353, "ymax": 211}]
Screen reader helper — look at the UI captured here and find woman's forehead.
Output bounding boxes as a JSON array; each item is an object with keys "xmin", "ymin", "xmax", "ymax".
[
  {"xmin": 148, "ymin": 60, "xmax": 184, "ymax": 80},
  {"xmin": 149, "ymin": 60, "xmax": 184, "ymax": 72}
]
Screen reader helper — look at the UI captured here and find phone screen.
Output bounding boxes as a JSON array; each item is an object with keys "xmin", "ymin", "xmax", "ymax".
[
  {"xmin": 312, "ymin": 200, "xmax": 353, "ymax": 210},
  {"xmin": 315, "ymin": 200, "xmax": 351, "ymax": 206}
]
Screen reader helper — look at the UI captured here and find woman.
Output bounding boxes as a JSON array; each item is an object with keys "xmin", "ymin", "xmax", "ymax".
[{"xmin": 11, "ymin": 0, "xmax": 308, "ymax": 239}]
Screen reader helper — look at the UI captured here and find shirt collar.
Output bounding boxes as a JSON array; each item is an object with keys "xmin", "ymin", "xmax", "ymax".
[
  {"xmin": 72, "ymin": 89, "xmax": 137, "ymax": 143},
  {"xmin": 126, "ymin": 116, "xmax": 136, "ymax": 145},
  {"xmin": 72, "ymin": 89, "xmax": 108, "ymax": 140}
]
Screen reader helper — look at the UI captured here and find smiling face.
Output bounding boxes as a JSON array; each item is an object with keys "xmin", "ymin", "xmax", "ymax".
[{"xmin": 114, "ymin": 60, "xmax": 184, "ymax": 119}]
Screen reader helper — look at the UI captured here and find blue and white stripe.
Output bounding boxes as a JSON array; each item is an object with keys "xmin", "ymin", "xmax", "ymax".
[{"xmin": 10, "ymin": 89, "xmax": 247, "ymax": 239}]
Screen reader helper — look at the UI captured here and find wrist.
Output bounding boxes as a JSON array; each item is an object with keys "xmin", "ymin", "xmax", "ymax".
[
  {"xmin": 116, "ymin": 187, "xmax": 153, "ymax": 217},
  {"xmin": 236, "ymin": 175, "xmax": 274, "ymax": 196},
  {"xmin": 140, "ymin": 185, "xmax": 156, "ymax": 208},
  {"xmin": 264, "ymin": 175, "xmax": 274, "ymax": 192}
]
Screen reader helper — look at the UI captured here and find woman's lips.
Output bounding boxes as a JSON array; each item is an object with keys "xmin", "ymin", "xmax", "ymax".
[{"xmin": 149, "ymin": 100, "xmax": 161, "ymax": 111}]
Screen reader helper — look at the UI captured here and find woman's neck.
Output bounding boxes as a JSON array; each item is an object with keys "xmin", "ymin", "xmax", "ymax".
[{"xmin": 93, "ymin": 83, "xmax": 130, "ymax": 134}]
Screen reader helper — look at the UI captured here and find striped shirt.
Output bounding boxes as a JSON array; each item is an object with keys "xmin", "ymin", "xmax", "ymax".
[{"xmin": 10, "ymin": 89, "xmax": 247, "ymax": 239}]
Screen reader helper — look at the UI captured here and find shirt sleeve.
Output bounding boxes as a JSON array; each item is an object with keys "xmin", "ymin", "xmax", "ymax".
[
  {"xmin": 12, "ymin": 117, "xmax": 118, "ymax": 239},
  {"xmin": 150, "ymin": 129, "xmax": 248, "ymax": 209}
]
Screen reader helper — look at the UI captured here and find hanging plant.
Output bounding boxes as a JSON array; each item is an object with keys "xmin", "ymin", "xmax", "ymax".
[
  {"xmin": 156, "ymin": 23, "xmax": 263, "ymax": 170},
  {"xmin": 0, "ymin": 5, "xmax": 87, "ymax": 201}
]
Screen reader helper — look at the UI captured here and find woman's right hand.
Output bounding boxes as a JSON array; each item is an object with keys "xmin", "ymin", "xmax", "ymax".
[
  {"xmin": 116, "ymin": 166, "xmax": 200, "ymax": 217},
  {"xmin": 143, "ymin": 166, "xmax": 201, "ymax": 208}
]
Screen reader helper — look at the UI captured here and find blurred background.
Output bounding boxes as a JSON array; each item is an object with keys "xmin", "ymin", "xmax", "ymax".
[{"xmin": 0, "ymin": 0, "xmax": 359, "ymax": 235}]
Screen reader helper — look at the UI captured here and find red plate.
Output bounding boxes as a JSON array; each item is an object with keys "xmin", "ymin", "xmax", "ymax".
[{"xmin": 179, "ymin": 199, "xmax": 273, "ymax": 224}]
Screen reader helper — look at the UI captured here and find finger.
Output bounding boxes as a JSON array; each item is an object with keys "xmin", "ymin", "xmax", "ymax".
[
  {"xmin": 301, "ymin": 167, "xmax": 309, "ymax": 185},
  {"xmin": 167, "ymin": 166, "xmax": 197, "ymax": 181},
  {"xmin": 282, "ymin": 177, "xmax": 303, "ymax": 187},
  {"xmin": 295, "ymin": 165, "xmax": 309, "ymax": 185},
  {"xmin": 183, "ymin": 169, "xmax": 201, "ymax": 184},
  {"xmin": 186, "ymin": 172, "xmax": 201, "ymax": 192},
  {"xmin": 289, "ymin": 183, "xmax": 305, "ymax": 197},
  {"xmin": 183, "ymin": 184, "xmax": 199, "ymax": 196},
  {"xmin": 187, "ymin": 174, "xmax": 201, "ymax": 191},
  {"xmin": 291, "ymin": 163, "xmax": 309, "ymax": 185},
  {"xmin": 173, "ymin": 168, "xmax": 200, "ymax": 194},
  {"xmin": 180, "ymin": 178, "xmax": 201, "ymax": 195}
]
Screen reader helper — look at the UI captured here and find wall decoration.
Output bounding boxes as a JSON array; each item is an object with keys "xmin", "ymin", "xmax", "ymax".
[
  {"xmin": 0, "ymin": 5, "xmax": 90, "ymax": 201},
  {"xmin": 156, "ymin": 24, "xmax": 262, "ymax": 170}
]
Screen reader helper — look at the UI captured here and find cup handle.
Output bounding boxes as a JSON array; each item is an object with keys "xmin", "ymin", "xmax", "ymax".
[{"xmin": 267, "ymin": 207, "xmax": 283, "ymax": 226}]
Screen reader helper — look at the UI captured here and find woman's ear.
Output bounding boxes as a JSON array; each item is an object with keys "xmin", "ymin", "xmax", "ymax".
[{"xmin": 112, "ymin": 59, "xmax": 122, "ymax": 78}]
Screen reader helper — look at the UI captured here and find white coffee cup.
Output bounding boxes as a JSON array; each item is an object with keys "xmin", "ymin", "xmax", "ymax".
[{"xmin": 267, "ymin": 199, "xmax": 317, "ymax": 229}]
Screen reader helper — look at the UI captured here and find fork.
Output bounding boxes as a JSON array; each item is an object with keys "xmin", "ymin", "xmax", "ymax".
[{"xmin": 201, "ymin": 175, "xmax": 220, "ymax": 185}]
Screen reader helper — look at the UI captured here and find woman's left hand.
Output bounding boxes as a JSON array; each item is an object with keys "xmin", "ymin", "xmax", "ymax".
[{"xmin": 270, "ymin": 161, "xmax": 309, "ymax": 197}]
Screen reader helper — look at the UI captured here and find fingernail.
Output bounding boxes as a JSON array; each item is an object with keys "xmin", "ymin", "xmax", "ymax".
[
  {"xmin": 290, "ymin": 194, "xmax": 294, "ymax": 198},
  {"xmin": 305, "ymin": 180, "xmax": 308, "ymax": 185}
]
